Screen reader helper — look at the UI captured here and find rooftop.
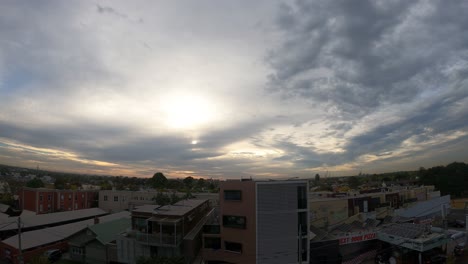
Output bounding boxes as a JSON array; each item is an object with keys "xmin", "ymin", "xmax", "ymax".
[
  {"xmin": 132, "ymin": 199, "xmax": 207, "ymax": 216},
  {"xmin": 2, "ymin": 211, "xmax": 130, "ymax": 250},
  {"xmin": 89, "ymin": 217, "xmax": 131, "ymax": 244},
  {"xmin": 0, "ymin": 208, "xmax": 107, "ymax": 231}
]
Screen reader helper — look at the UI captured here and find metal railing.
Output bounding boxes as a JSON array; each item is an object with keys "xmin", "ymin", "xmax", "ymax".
[{"xmin": 128, "ymin": 230, "xmax": 183, "ymax": 247}]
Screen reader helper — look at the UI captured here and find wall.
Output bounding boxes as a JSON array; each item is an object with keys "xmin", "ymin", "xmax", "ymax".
[
  {"xmin": 310, "ymin": 199, "xmax": 348, "ymax": 228},
  {"xmin": 0, "ymin": 240, "xmax": 68, "ymax": 264},
  {"xmin": 203, "ymin": 180, "xmax": 256, "ymax": 264},
  {"xmin": 257, "ymin": 181, "xmax": 308, "ymax": 264}
]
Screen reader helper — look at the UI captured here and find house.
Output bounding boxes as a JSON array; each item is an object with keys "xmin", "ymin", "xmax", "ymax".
[
  {"xmin": 0, "ymin": 211, "xmax": 129, "ymax": 264},
  {"xmin": 68, "ymin": 217, "xmax": 131, "ymax": 264}
]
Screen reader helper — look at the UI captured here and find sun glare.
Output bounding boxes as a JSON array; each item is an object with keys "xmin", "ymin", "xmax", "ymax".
[{"xmin": 161, "ymin": 94, "xmax": 217, "ymax": 129}]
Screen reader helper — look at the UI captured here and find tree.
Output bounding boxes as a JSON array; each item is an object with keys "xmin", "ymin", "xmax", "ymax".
[
  {"xmin": 54, "ymin": 177, "xmax": 67, "ymax": 189},
  {"xmin": 314, "ymin": 174, "xmax": 320, "ymax": 183},
  {"xmin": 26, "ymin": 178, "xmax": 44, "ymax": 188},
  {"xmin": 183, "ymin": 176, "xmax": 194, "ymax": 189},
  {"xmin": 347, "ymin": 176, "xmax": 360, "ymax": 189},
  {"xmin": 196, "ymin": 178, "xmax": 206, "ymax": 189},
  {"xmin": 153, "ymin": 192, "xmax": 170, "ymax": 206},
  {"xmin": 170, "ymin": 192, "xmax": 181, "ymax": 204},
  {"xmin": 150, "ymin": 172, "xmax": 168, "ymax": 189}
]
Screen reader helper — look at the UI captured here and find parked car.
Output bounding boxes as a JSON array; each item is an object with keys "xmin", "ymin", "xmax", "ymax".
[
  {"xmin": 454, "ymin": 243, "xmax": 465, "ymax": 256},
  {"xmin": 44, "ymin": 249, "xmax": 62, "ymax": 262},
  {"xmin": 448, "ymin": 219, "xmax": 466, "ymax": 228}
]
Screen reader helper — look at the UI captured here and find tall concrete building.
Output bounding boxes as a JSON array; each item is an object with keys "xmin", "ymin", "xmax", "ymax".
[{"xmin": 203, "ymin": 180, "xmax": 309, "ymax": 264}]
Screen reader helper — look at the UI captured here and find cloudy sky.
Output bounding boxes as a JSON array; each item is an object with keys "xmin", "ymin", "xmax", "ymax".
[{"xmin": 1, "ymin": 0, "xmax": 467, "ymax": 179}]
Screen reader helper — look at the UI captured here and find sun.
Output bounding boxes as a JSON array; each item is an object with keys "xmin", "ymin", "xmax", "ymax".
[{"xmin": 161, "ymin": 93, "xmax": 217, "ymax": 130}]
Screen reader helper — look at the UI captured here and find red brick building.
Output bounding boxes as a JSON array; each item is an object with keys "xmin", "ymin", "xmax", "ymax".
[{"xmin": 19, "ymin": 188, "xmax": 98, "ymax": 214}]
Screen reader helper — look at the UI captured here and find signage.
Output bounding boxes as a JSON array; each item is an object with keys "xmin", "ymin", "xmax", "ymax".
[{"xmin": 338, "ymin": 232, "xmax": 376, "ymax": 245}]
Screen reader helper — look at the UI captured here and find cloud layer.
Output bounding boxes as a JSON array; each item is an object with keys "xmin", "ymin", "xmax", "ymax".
[{"xmin": 1, "ymin": 0, "xmax": 467, "ymax": 178}]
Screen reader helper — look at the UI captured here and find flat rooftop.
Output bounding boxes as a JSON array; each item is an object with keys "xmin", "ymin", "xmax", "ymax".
[{"xmin": 132, "ymin": 199, "xmax": 207, "ymax": 216}]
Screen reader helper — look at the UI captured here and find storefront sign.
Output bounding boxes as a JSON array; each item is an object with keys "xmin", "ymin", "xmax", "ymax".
[{"xmin": 338, "ymin": 232, "xmax": 376, "ymax": 245}]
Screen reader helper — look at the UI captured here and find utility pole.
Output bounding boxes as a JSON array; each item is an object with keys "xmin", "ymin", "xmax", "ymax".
[{"xmin": 18, "ymin": 216, "xmax": 23, "ymax": 264}]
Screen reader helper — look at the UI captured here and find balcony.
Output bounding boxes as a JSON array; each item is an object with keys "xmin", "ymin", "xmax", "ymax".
[
  {"xmin": 203, "ymin": 224, "xmax": 220, "ymax": 235},
  {"xmin": 128, "ymin": 230, "xmax": 183, "ymax": 247}
]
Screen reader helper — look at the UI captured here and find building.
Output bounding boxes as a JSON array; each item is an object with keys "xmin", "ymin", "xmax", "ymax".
[
  {"xmin": 68, "ymin": 216, "xmax": 131, "ymax": 264},
  {"xmin": 307, "ymin": 186, "xmax": 449, "ymax": 264},
  {"xmin": 202, "ymin": 179, "xmax": 309, "ymax": 264},
  {"xmin": 0, "ymin": 207, "xmax": 107, "ymax": 240},
  {"xmin": 309, "ymin": 185, "xmax": 437, "ymax": 228},
  {"xmin": 99, "ymin": 189, "xmax": 219, "ymax": 213},
  {"xmin": 117, "ymin": 199, "xmax": 213, "ymax": 264},
  {"xmin": 0, "ymin": 211, "xmax": 129, "ymax": 264},
  {"xmin": 19, "ymin": 187, "xmax": 98, "ymax": 214}
]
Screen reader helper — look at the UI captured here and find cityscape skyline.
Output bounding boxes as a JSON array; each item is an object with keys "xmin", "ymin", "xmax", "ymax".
[{"xmin": 1, "ymin": 1, "xmax": 468, "ymax": 179}]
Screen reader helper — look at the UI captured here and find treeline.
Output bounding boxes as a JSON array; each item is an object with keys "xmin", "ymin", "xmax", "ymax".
[{"xmin": 419, "ymin": 162, "xmax": 468, "ymax": 198}]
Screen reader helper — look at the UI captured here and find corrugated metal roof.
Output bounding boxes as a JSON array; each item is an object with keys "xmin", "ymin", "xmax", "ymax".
[
  {"xmin": 89, "ymin": 217, "xmax": 131, "ymax": 245},
  {"xmin": 2, "ymin": 211, "xmax": 130, "ymax": 250},
  {"xmin": 0, "ymin": 208, "xmax": 107, "ymax": 231}
]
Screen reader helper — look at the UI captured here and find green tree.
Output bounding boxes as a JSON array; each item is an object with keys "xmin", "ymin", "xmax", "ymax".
[
  {"xmin": 54, "ymin": 177, "xmax": 67, "ymax": 189},
  {"xmin": 183, "ymin": 176, "xmax": 194, "ymax": 189},
  {"xmin": 150, "ymin": 172, "xmax": 168, "ymax": 189},
  {"xmin": 170, "ymin": 192, "xmax": 181, "ymax": 204},
  {"xmin": 166, "ymin": 179, "xmax": 183, "ymax": 190},
  {"xmin": 196, "ymin": 178, "xmax": 206, "ymax": 189},
  {"xmin": 347, "ymin": 176, "xmax": 360, "ymax": 189},
  {"xmin": 314, "ymin": 174, "xmax": 320, "ymax": 183},
  {"xmin": 153, "ymin": 192, "xmax": 170, "ymax": 206},
  {"xmin": 26, "ymin": 178, "xmax": 44, "ymax": 188}
]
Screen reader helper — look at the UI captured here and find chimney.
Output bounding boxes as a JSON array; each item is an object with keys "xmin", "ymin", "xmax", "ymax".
[{"xmin": 94, "ymin": 216, "xmax": 99, "ymax": 224}]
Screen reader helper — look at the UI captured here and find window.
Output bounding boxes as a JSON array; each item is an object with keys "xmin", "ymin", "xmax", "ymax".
[
  {"xmin": 298, "ymin": 212, "xmax": 307, "ymax": 236},
  {"xmin": 123, "ymin": 196, "xmax": 126, "ymax": 202},
  {"xmin": 204, "ymin": 237, "xmax": 221, "ymax": 249},
  {"xmin": 61, "ymin": 194, "xmax": 64, "ymax": 200},
  {"xmin": 104, "ymin": 195, "xmax": 108, "ymax": 201},
  {"xmin": 48, "ymin": 194, "xmax": 51, "ymax": 201},
  {"xmin": 297, "ymin": 186, "xmax": 307, "ymax": 209},
  {"xmin": 39, "ymin": 195, "xmax": 43, "ymax": 201},
  {"xmin": 224, "ymin": 190, "xmax": 242, "ymax": 201},
  {"xmin": 68, "ymin": 194, "xmax": 71, "ymax": 200},
  {"xmin": 224, "ymin": 241, "xmax": 242, "ymax": 253},
  {"xmin": 223, "ymin": 215, "xmax": 246, "ymax": 229},
  {"xmin": 114, "ymin": 196, "xmax": 119, "ymax": 202},
  {"xmin": 75, "ymin": 194, "xmax": 78, "ymax": 200},
  {"xmin": 72, "ymin": 247, "xmax": 83, "ymax": 255},
  {"xmin": 82, "ymin": 194, "xmax": 84, "ymax": 198}
]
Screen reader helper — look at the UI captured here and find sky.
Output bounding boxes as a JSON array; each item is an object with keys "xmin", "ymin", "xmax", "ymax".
[{"xmin": 1, "ymin": 0, "xmax": 468, "ymax": 179}]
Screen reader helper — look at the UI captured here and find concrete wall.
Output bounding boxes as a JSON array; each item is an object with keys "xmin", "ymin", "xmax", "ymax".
[{"xmin": 310, "ymin": 199, "xmax": 348, "ymax": 228}]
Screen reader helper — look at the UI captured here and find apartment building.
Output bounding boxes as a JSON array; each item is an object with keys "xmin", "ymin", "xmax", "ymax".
[
  {"xmin": 203, "ymin": 180, "xmax": 309, "ymax": 264},
  {"xmin": 19, "ymin": 187, "xmax": 98, "ymax": 214},
  {"xmin": 99, "ymin": 190, "xmax": 219, "ymax": 213},
  {"xmin": 117, "ymin": 199, "xmax": 213, "ymax": 264}
]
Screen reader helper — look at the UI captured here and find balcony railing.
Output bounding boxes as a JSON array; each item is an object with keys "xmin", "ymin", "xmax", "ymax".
[
  {"xmin": 203, "ymin": 224, "xmax": 220, "ymax": 234},
  {"xmin": 128, "ymin": 230, "xmax": 183, "ymax": 247}
]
